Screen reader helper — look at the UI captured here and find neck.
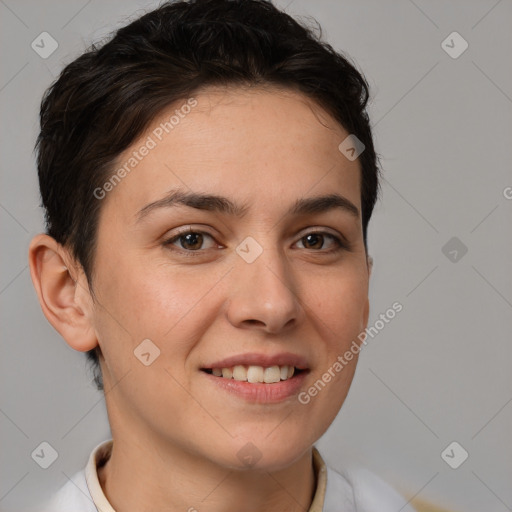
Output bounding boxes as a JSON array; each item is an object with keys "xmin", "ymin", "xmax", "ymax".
[{"xmin": 98, "ymin": 434, "xmax": 316, "ymax": 512}]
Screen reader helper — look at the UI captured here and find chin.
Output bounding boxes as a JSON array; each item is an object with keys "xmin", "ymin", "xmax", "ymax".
[{"xmin": 214, "ymin": 430, "xmax": 314, "ymax": 473}]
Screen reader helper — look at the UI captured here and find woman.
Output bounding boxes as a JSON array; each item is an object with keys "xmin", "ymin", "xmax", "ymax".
[{"xmin": 29, "ymin": 0, "xmax": 428, "ymax": 510}]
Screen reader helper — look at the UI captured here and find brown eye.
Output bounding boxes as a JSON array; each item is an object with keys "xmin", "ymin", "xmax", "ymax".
[
  {"xmin": 302, "ymin": 233, "xmax": 324, "ymax": 249},
  {"xmin": 296, "ymin": 232, "xmax": 342, "ymax": 251},
  {"xmin": 164, "ymin": 231, "xmax": 217, "ymax": 252},
  {"xmin": 178, "ymin": 232, "xmax": 204, "ymax": 250}
]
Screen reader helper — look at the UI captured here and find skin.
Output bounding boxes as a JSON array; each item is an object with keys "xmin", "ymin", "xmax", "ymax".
[{"xmin": 29, "ymin": 85, "xmax": 372, "ymax": 512}]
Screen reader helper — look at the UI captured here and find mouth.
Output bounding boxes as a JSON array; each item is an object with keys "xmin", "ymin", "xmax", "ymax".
[
  {"xmin": 199, "ymin": 353, "xmax": 310, "ymax": 403},
  {"xmin": 201, "ymin": 365, "xmax": 307, "ymax": 384}
]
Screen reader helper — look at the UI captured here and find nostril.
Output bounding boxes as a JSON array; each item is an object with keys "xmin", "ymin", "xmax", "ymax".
[{"xmin": 244, "ymin": 319, "xmax": 264, "ymax": 326}]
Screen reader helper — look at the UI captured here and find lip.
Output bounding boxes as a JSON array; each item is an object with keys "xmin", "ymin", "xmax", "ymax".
[
  {"xmin": 200, "ymin": 368, "xmax": 309, "ymax": 404},
  {"xmin": 202, "ymin": 352, "xmax": 309, "ymax": 371}
]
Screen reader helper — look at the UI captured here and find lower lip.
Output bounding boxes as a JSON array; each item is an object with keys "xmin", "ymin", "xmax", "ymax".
[{"xmin": 201, "ymin": 370, "xmax": 309, "ymax": 404}]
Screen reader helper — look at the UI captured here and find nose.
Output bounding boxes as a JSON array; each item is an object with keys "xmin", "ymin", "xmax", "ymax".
[{"xmin": 225, "ymin": 245, "xmax": 303, "ymax": 334}]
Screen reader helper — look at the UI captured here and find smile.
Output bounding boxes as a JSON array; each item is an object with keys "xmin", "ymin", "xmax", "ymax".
[{"xmin": 202, "ymin": 365, "xmax": 301, "ymax": 383}]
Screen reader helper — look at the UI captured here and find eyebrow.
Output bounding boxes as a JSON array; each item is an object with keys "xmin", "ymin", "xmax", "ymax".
[{"xmin": 136, "ymin": 188, "xmax": 360, "ymax": 222}]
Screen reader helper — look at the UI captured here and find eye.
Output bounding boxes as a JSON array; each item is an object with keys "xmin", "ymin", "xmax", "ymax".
[
  {"xmin": 295, "ymin": 232, "xmax": 345, "ymax": 252},
  {"xmin": 162, "ymin": 228, "xmax": 347, "ymax": 255},
  {"xmin": 163, "ymin": 229, "xmax": 218, "ymax": 252}
]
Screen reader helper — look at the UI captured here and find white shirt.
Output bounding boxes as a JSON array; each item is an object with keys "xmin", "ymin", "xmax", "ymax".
[{"xmin": 41, "ymin": 440, "xmax": 416, "ymax": 512}]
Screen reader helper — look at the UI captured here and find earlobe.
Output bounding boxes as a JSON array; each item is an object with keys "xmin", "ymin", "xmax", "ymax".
[{"xmin": 28, "ymin": 234, "xmax": 98, "ymax": 352}]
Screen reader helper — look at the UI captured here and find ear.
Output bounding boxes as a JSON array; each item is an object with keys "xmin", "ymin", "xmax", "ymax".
[
  {"xmin": 358, "ymin": 254, "xmax": 373, "ymax": 336},
  {"xmin": 28, "ymin": 234, "xmax": 98, "ymax": 352},
  {"xmin": 367, "ymin": 254, "xmax": 374, "ymax": 278}
]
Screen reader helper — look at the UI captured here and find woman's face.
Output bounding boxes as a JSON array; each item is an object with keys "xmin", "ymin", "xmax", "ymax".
[{"xmin": 90, "ymin": 86, "xmax": 370, "ymax": 470}]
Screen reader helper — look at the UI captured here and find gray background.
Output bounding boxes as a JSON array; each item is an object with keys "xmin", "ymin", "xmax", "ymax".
[{"xmin": 1, "ymin": 0, "xmax": 511, "ymax": 511}]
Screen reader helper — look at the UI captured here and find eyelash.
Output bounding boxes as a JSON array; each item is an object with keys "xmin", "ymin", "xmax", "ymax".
[{"xmin": 162, "ymin": 228, "xmax": 349, "ymax": 256}]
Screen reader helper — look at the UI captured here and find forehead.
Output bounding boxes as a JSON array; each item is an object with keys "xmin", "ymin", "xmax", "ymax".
[{"xmin": 101, "ymin": 85, "xmax": 362, "ymax": 221}]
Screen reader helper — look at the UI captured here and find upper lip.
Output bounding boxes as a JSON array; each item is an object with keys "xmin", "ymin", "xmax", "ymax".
[{"xmin": 202, "ymin": 352, "xmax": 309, "ymax": 370}]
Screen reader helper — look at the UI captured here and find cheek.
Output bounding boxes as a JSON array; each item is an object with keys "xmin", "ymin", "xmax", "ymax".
[
  {"xmin": 306, "ymin": 270, "xmax": 368, "ymax": 338},
  {"xmin": 304, "ymin": 271, "xmax": 367, "ymax": 414},
  {"xmin": 92, "ymin": 259, "xmax": 226, "ymax": 370},
  {"xmin": 97, "ymin": 260, "xmax": 202, "ymax": 330}
]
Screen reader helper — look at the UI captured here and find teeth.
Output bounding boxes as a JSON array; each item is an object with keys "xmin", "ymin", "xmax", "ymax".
[
  {"xmin": 263, "ymin": 366, "xmax": 281, "ymax": 383},
  {"xmin": 233, "ymin": 365, "xmax": 247, "ymax": 381},
  {"xmin": 222, "ymin": 367, "xmax": 233, "ymax": 379},
  {"xmin": 247, "ymin": 365, "xmax": 264, "ymax": 383},
  {"xmin": 209, "ymin": 365, "xmax": 298, "ymax": 383}
]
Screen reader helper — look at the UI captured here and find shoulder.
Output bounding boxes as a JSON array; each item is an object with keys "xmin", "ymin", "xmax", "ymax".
[
  {"xmin": 40, "ymin": 469, "xmax": 97, "ymax": 512},
  {"xmin": 324, "ymin": 464, "xmax": 417, "ymax": 512}
]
